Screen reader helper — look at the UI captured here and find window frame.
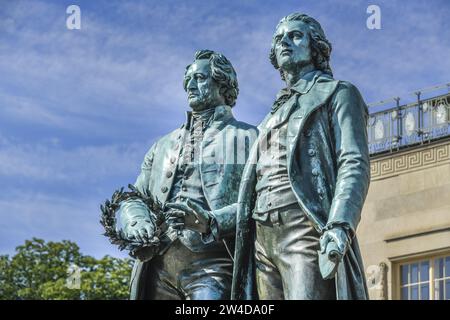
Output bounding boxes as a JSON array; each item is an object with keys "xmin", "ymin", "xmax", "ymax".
[{"xmin": 394, "ymin": 251, "xmax": 450, "ymax": 300}]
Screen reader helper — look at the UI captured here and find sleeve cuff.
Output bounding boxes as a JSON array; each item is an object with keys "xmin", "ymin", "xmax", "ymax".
[{"xmin": 200, "ymin": 215, "xmax": 217, "ymax": 244}]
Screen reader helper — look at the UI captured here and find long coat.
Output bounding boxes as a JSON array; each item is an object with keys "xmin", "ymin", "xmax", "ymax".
[
  {"xmin": 231, "ymin": 72, "xmax": 370, "ymax": 300},
  {"xmin": 120, "ymin": 105, "xmax": 258, "ymax": 299}
]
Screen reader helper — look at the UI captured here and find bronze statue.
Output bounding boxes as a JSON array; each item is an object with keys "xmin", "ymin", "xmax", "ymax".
[
  {"xmin": 229, "ymin": 13, "xmax": 370, "ymax": 300},
  {"xmin": 112, "ymin": 50, "xmax": 257, "ymax": 299},
  {"xmin": 104, "ymin": 12, "xmax": 370, "ymax": 300}
]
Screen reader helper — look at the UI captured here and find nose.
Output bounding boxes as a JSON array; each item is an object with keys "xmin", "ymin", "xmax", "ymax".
[
  {"xmin": 187, "ymin": 77, "xmax": 197, "ymax": 90},
  {"xmin": 280, "ymin": 33, "xmax": 290, "ymax": 46}
]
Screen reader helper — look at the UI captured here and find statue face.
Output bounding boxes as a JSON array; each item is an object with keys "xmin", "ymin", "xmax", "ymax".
[
  {"xmin": 274, "ymin": 20, "xmax": 313, "ymax": 73},
  {"xmin": 184, "ymin": 59, "xmax": 224, "ymax": 111}
]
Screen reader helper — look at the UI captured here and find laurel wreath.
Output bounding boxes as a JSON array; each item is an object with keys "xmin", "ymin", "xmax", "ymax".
[{"xmin": 100, "ymin": 184, "xmax": 167, "ymax": 255}]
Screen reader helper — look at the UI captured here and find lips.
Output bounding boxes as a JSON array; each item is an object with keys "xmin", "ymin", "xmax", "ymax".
[{"xmin": 280, "ymin": 49, "xmax": 292, "ymax": 55}]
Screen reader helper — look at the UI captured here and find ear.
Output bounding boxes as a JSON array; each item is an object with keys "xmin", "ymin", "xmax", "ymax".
[{"xmin": 218, "ymin": 86, "xmax": 229, "ymax": 104}]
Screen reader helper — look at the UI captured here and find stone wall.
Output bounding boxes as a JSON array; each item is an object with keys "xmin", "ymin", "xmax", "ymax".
[{"xmin": 357, "ymin": 138, "xmax": 450, "ymax": 299}]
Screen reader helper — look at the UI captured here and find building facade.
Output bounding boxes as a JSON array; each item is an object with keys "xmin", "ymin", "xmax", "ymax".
[{"xmin": 358, "ymin": 89, "xmax": 450, "ymax": 300}]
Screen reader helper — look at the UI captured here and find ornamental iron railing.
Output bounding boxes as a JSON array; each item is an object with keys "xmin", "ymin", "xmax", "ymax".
[{"xmin": 367, "ymin": 84, "xmax": 450, "ymax": 155}]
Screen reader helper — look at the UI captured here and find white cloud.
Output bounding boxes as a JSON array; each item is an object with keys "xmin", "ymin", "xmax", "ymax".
[
  {"xmin": 0, "ymin": 135, "xmax": 151, "ymax": 184},
  {"xmin": 0, "ymin": 190, "xmax": 127, "ymax": 258},
  {"xmin": 0, "ymin": 1, "xmax": 195, "ymax": 135}
]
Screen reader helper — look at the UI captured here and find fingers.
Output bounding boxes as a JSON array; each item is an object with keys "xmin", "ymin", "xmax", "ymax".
[
  {"xmin": 328, "ymin": 229, "xmax": 346, "ymax": 254},
  {"xmin": 328, "ymin": 230, "xmax": 339, "ymax": 245},
  {"xmin": 166, "ymin": 202, "xmax": 195, "ymax": 216},
  {"xmin": 166, "ymin": 202, "xmax": 189, "ymax": 212},
  {"xmin": 186, "ymin": 200, "xmax": 208, "ymax": 222},
  {"xmin": 171, "ymin": 221, "xmax": 185, "ymax": 237},
  {"xmin": 186, "ymin": 200, "xmax": 201, "ymax": 213},
  {"xmin": 166, "ymin": 209, "xmax": 185, "ymax": 227},
  {"xmin": 336, "ymin": 232, "xmax": 348, "ymax": 255},
  {"xmin": 171, "ymin": 222, "xmax": 184, "ymax": 230},
  {"xmin": 166, "ymin": 218, "xmax": 183, "ymax": 227},
  {"xmin": 321, "ymin": 229, "xmax": 348, "ymax": 256},
  {"xmin": 165, "ymin": 202, "xmax": 179, "ymax": 209},
  {"xmin": 320, "ymin": 233, "xmax": 331, "ymax": 254},
  {"xmin": 166, "ymin": 210, "xmax": 186, "ymax": 219},
  {"xmin": 141, "ymin": 229, "xmax": 149, "ymax": 242},
  {"xmin": 132, "ymin": 229, "xmax": 144, "ymax": 243},
  {"xmin": 145, "ymin": 225, "xmax": 154, "ymax": 241}
]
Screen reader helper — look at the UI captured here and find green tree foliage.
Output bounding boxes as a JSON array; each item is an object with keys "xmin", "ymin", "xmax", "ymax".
[{"xmin": 0, "ymin": 238, "xmax": 133, "ymax": 300}]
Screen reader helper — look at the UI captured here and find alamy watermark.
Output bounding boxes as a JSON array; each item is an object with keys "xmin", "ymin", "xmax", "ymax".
[
  {"xmin": 66, "ymin": 5, "xmax": 81, "ymax": 30},
  {"xmin": 66, "ymin": 264, "xmax": 81, "ymax": 289},
  {"xmin": 367, "ymin": 5, "xmax": 381, "ymax": 30},
  {"xmin": 366, "ymin": 264, "xmax": 385, "ymax": 290}
]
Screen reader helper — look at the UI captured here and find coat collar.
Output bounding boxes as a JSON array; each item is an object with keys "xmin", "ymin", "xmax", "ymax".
[
  {"xmin": 290, "ymin": 69, "xmax": 323, "ymax": 95},
  {"xmin": 296, "ymin": 72, "xmax": 338, "ymax": 118},
  {"xmin": 273, "ymin": 70, "xmax": 322, "ymax": 101},
  {"xmin": 182, "ymin": 105, "xmax": 234, "ymax": 129}
]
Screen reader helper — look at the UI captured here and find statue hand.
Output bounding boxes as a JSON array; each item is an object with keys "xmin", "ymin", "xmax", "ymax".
[
  {"xmin": 163, "ymin": 206, "xmax": 186, "ymax": 232},
  {"xmin": 124, "ymin": 218, "xmax": 155, "ymax": 244},
  {"xmin": 165, "ymin": 200, "xmax": 211, "ymax": 234},
  {"xmin": 319, "ymin": 226, "xmax": 350, "ymax": 260}
]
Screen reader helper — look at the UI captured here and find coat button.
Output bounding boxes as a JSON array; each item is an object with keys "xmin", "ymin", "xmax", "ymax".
[
  {"xmin": 312, "ymin": 168, "xmax": 320, "ymax": 176},
  {"xmin": 161, "ymin": 186, "xmax": 168, "ymax": 193},
  {"xmin": 182, "ymin": 186, "xmax": 187, "ymax": 192},
  {"xmin": 211, "ymin": 151, "xmax": 215, "ymax": 157},
  {"xmin": 166, "ymin": 171, "xmax": 173, "ymax": 178},
  {"xmin": 304, "ymin": 130, "xmax": 312, "ymax": 137},
  {"xmin": 170, "ymin": 157, "xmax": 176, "ymax": 164},
  {"xmin": 308, "ymin": 149, "xmax": 316, "ymax": 156},
  {"xmin": 317, "ymin": 188, "xmax": 324, "ymax": 197},
  {"xmin": 268, "ymin": 202, "xmax": 272, "ymax": 207}
]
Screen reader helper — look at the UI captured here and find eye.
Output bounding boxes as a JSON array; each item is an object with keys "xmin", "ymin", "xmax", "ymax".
[
  {"xmin": 274, "ymin": 35, "xmax": 282, "ymax": 43},
  {"xmin": 195, "ymin": 74, "xmax": 206, "ymax": 81},
  {"xmin": 291, "ymin": 31, "xmax": 303, "ymax": 39}
]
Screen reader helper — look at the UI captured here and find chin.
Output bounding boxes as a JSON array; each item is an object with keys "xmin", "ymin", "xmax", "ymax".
[
  {"xmin": 278, "ymin": 58, "xmax": 295, "ymax": 71},
  {"xmin": 192, "ymin": 105, "xmax": 212, "ymax": 112},
  {"xmin": 189, "ymin": 102, "xmax": 207, "ymax": 111},
  {"xmin": 189, "ymin": 97, "xmax": 213, "ymax": 111},
  {"xmin": 188, "ymin": 98, "xmax": 200, "ymax": 108}
]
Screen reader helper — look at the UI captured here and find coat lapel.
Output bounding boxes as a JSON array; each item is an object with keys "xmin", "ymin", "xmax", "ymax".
[
  {"xmin": 202, "ymin": 105, "xmax": 233, "ymax": 150},
  {"xmin": 286, "ymin": 74, "xmax": 339, "ymax": 171},
  {"xmin": 263, "ymin": 94, "xmax": 299, "ymax": 130},
  {"xmin": 201, "ymin": 105, "xmax": 234, "ymax": 166},
  {"xmin": 200, "ymin": 105, "xmax": 235, "ymax": 206}
]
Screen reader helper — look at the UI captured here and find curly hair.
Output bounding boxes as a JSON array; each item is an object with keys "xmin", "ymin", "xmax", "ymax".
[
  {"xmin": 269, "ymin": 13, "xmax": 333, "ymax": 79},
  {"xmin": 183, "ymin": 49, "xmax": 239, "ymax": 107}
]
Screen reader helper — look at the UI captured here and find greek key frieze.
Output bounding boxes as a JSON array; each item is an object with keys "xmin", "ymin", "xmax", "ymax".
[{"xmin": 370, "ymin": 141, "xmax": 450, "ymax": 180}]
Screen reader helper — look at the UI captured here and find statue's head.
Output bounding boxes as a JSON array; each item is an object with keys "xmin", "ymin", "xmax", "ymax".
[
  {"xmin": 269, "ymin": 13, "xmax": 333, "ymax": 80},
  {"xmin": 183, "ymin": 50, "xmax": 239, "ymax": 111}
]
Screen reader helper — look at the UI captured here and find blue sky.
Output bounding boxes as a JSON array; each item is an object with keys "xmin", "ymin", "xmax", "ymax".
[{"xmin": 0, "ymin": 0, "xmax": 449, "ymax": 258}]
